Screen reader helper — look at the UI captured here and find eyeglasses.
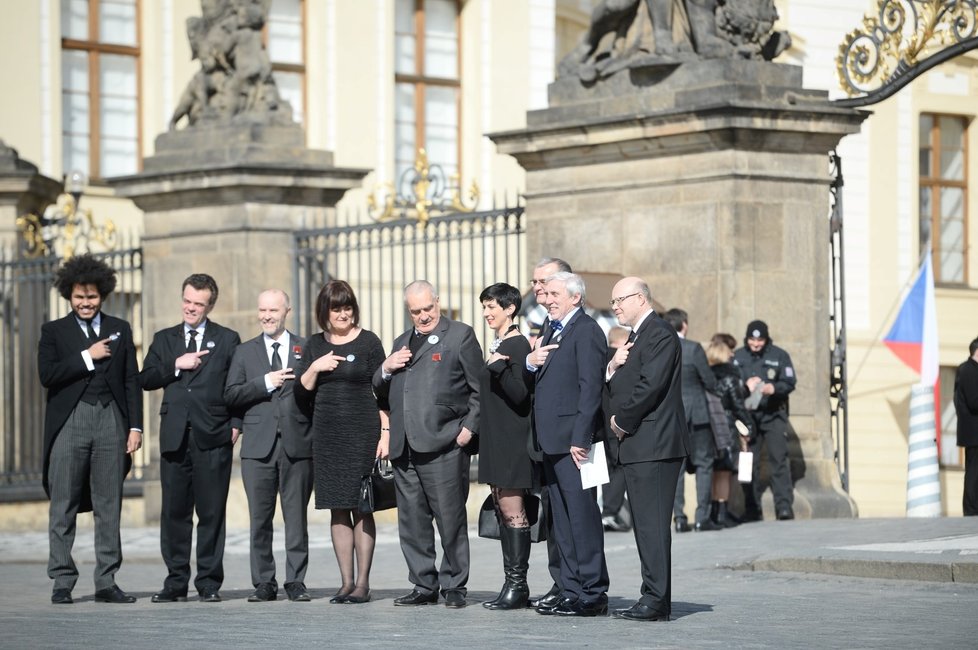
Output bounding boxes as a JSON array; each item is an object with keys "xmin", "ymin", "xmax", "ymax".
[{"xmin": 609, "ymin": 292, "xmax": 640, "ymax": 307}]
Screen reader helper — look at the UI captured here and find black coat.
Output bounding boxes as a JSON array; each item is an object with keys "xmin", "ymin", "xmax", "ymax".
[
  {"xmin": 955, "ymin": 357, "xmax": 978, "ymax": 447},
  {"xmin": 38, "ymin": 313, "xmax": 142, "ymax": 508}
]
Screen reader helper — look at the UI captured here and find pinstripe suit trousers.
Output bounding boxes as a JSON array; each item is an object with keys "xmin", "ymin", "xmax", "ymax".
[{"xmin": 47, "ymin": 400, "xmax": 126, "ymax": 591}]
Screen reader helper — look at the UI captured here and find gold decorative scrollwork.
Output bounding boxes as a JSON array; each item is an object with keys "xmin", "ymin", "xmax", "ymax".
[
  {"xmin": 368, "ymin": 148, "xmax": 480, "ymax": 226},
  {"xmin": 15, "ymin": 192, "xmax": 117, "ymax": 259},
  {"xmin": 836, "ymin": 0, "xmax": 978, "ymax": 99}
]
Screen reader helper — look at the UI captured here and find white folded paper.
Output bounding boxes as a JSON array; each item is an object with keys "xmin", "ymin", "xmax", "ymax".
[
  {"xmin": 580, "ymin": 443, "xmax": 610, "ymax": 489},
  {"xmin": 738, "ymin": 451, "xmax": 753, "ymax": 483}
]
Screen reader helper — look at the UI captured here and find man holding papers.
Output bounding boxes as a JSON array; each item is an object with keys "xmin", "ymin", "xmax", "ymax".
[
  {"xmin": 524, "ymin": 271, "xmax": 609, "ymax": 617},
  {"xmin": 607, "ymin": 277, "xmax": 689, "ymax": 622}
]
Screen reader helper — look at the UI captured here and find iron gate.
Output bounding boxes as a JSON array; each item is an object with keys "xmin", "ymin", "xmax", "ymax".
[{"xmin": 293, "ymin": 203, "xmax": 526, "ymax": 350}]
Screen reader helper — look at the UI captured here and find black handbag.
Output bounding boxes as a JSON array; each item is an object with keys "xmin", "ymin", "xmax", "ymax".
[
  {"xmin": 713, "ymin": 446, "xmax": 737, "ymax": 472},
  {"xmin": 477, "ymin": 492, "xmax": 546, "ymax": 543},
  {"xmin": 358, "ymin": 459, "xmax": 397, "ymax": 513}
]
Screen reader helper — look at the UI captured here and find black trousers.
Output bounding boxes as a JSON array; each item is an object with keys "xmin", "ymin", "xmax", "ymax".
[
  {"xmin": 160, "ymin": 429, "xmax": 233, "ymax": 593},
  {"xmin": 964, "ymin": 446, "xmax": 978, "ymax": 516}
]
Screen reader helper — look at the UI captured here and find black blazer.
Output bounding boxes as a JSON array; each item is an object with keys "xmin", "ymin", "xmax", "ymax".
[
  {"xmin": 38, "ymin": 313, "xmax": 142, "ymax": 500},
  {"xmin": 224, "ymin": 332, "xmax": 313, "ymax": 459},
  {"xmin": 607, "ymin": 311, "xmax": 689, "ymax": 464},
  {"xmin": 139, "ymin": 320, "xmax": 241, "ymax": 453},
  {"xmin": 955, "ymin": 357, "xmax": 978, "ymax": 447},
  {"xmin": 679, "ymin": 337, "xmax": 716, "ymax": 426},
  {"xmin": 526, "ymin": 309, "xmax": 607, "ymax": 455}
]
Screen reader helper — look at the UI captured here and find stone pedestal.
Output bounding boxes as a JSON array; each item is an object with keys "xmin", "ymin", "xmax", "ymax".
[
  {"xmin": 109, "ymin": 124, "xmax": 368, "ymax": 521},
  {"xmin": 0, "ymin": 141, "xmax": 61, "ymax": 247},
  {"xmin": 491, "ymin": 60, "xmax": 866, "ymax": 518}
]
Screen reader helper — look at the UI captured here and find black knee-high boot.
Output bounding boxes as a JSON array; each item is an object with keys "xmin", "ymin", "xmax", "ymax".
[{"xmin": 483, "ymin": 526, "xmax": 530, "ymax": 610}]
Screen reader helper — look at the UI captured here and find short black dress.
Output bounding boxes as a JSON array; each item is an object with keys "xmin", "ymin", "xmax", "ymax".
[
  {"xmin": 295, "ymin": 329, "xmax": 385, "ymax": 509},
  {"xmin": 477, "ymin": 334, "xmax": 533, "ymax": 489}
]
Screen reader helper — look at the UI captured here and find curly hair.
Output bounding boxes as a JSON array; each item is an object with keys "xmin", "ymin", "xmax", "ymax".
[{"xmin": 53, "ymin": 254, "xmax": 117, "ymax": 299}]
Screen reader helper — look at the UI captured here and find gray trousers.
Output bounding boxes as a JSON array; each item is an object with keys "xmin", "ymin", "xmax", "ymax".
[
  {"xmin": 48, "ymin": 400, "xmax": 126, "ymax": 591},
  {"xmin": 392, "ymin": 445, "xmax": 470, "ymax": 596},
  {"xmin": 673, "ymin": 423, "xmax": 715, "ymax": 524},
  {"xmin": 241, "ymin": 436, "xmax": 313, "ymax": 589}
]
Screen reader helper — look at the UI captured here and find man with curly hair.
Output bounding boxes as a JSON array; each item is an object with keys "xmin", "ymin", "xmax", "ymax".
[{"xmin": 39, "ymin": 254, "xmax": 143, "ymax": 604}]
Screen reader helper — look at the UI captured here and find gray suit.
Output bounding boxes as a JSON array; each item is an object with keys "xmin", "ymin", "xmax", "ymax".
[
  {"xmin": 674, "ymin": 337, "xmax": 718, "ymax": 526},
  {"xmin": 224, "ymin": 332, "xmax": 313, "ymax": 591},
  {"xmin": 372, "ymin": 316, "xmax": 481, "ymax": 596}
]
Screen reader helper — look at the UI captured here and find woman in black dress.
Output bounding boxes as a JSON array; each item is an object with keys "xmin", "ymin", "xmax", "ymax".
[
  {"xmin": 705, "ymin": 333, "xmax": 752, "ymax": 528},
  {"xmin": 477, "ymin": 282, "xmax": 534, "ymax": 610},
  {"xmin": 295, "ymin": 280, "xmax": 388, "ymax": 604}
]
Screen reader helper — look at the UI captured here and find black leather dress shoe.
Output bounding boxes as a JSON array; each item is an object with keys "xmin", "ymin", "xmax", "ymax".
[
  {"xmin": 248, "ymin": 583, "xmax": 277, "ymax": 602},
  {"xmin": 776, "ymin": 508, "xmax": 795, "ymax": 520},
  {"xmin": 151, "ymin": 587, "xmax": 188, "ymax": 603},
  {"xmin": 94, "ymin": 585, "xmax": 136, "ymax": 604},
  {"xmin": 285, "ymin": 583, "xmax": 311, "ymax": 602},
  {"xmin": 675, "ymin": 520, "xmax": 692, "ymax": 533},
  {"xmin": 51, "ymin": 589, "xmax": 73, "ymax": 604},
  {"xmin": 694, "ymin": 519, "xmax": 722, "ymax": 532},
  {"xmin": 552, "ymin": 596, "xmax": 608, "ymax": 617},
  {"xmin": 612, "ymin": 602, "xmax": 670, "ymax": 622},
  {"xmin": 199, "ymin": 590, "xmax": 222, "ymax": 603},
  {"xmin": 528, "ymin": 584, "xmax": 561, "ymax": 609},
  {"xmin": 393, "ymin": 589, "xmax": 438, "ymax": 606},
  {"xmin": 536, "ymin": 596, "xmax": 576, "ymax": 615},
  {"xmin": 443, "ymin": 590, "xmax": 466, "ymax": 609}
]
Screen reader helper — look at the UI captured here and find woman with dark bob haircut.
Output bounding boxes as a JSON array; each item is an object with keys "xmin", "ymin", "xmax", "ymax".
[
  {"xmin": 295, "ymin": 280, "xmax": 388, "ymax": 604},
  {"xmin": 476, "ymin": 282, "xmax": 535, "ymax": 610}
]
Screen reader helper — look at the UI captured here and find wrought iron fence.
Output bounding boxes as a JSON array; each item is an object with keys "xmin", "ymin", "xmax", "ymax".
[
  {"xmin": 0, "ymin": 243, "xmax": 145, "ymax": 498},
  {"xmin": 293, "ymin": 203, "xmax": 527, "ymax": 351}
]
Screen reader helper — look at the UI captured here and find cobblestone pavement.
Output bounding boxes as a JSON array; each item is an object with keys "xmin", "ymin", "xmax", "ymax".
[{"xmin": 0, "ymin": 518, "xmax": 975, "ymax": 649}]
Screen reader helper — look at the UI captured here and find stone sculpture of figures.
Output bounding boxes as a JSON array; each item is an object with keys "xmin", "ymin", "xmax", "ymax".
[
  {"xmin": 169, "ymin": 0, "xmax": 293, "ymax": 130},
  {"xmin": 558, "ymin": 0, "xmax": 791, "ymax": 83}
]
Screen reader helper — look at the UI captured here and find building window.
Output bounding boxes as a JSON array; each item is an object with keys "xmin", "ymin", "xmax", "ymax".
[
  {"xmin": 266, "ymin": 0, "xmax": 305, "ymax": 126},
  {"xmin": 394, "ymin": 0, "xmax": 460, "ymax": 189},
  {"xmin": 919, "ymin": 114, "xmax": 969, "ymax": 284},
  {"xmin": 61, "ymin": 0, "xmax": 140, "ymax": 179}
]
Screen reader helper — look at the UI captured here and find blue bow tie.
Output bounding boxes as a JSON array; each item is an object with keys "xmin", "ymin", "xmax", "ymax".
[{"xmin": 550, "ymin": 319, "xmax": 563, "ymax": 332}]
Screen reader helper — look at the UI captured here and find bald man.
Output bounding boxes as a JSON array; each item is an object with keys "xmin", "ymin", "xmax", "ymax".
[
  {"xmin": 606, "ymin": 277, "xmax": 689, "ymax": 622},
  {"xmin": 224, "ymin": 290, "xmax": 313, "ymax": 602}
]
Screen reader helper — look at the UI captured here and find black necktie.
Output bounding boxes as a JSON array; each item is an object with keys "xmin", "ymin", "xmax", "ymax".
[
  {"xmin": 627, "ymin": 330, "xmax": 637, "ymax": 344},
  {"xmin": 270, "ymin": 342, "xmax": 282, "ymax": 371},
  {"xmin": 409, "ymin": 330, "xmax": 425, "ymax": 355},
  {"xmin": 84, "ymin": 319, "xmax": 97, "ymax": 341},
  {"xmin": 187, "ymin": 329, "xmax": 198, "ymax": 353}
]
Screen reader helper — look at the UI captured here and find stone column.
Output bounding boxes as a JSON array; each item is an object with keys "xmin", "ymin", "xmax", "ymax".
[
  {"xmin": 109, "ymin": 124, "xmax": 367, "ymax": 522},
  {"xmin": 491, "ymin": 61, "xmax": 867, "ymax": 518},
  {"xmin": 0, "ymin": 140, "xmax": 61, "ymax": 248}
]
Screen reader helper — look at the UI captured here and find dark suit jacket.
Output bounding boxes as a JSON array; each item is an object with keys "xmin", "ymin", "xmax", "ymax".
[
  {"xmin": 680, "ymin": 337, "xmax": 716, "ymax": 426},
  {"xmin": 38, "ymin": 312, "xmax": 142, "ymax": 503},
  {"xmin": 139, "ymin": 320, "xmax": 241, "ymax": 453},
  {"xmin": 372, "ymin": 316, "xmax": 481, "ymax": 459},
  {"xmin": 607, "ymin": 311, "xmax": 689, "ymax": 464},
  {"xmin": 223, "ymin": 332, "xmax": 312, "ymax": 459},
  {"xmin": 526, "ymin": 309, "xmax": 607, "ymax": 455},
  {"xmin": 955, "ymin": 357, "xmax": 978, "ymax": 447}
]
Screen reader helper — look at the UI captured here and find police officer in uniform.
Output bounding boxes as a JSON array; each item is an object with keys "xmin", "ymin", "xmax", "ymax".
[{"xmin": 733, "ymin": 320, "xmax": 796, "ymax": 521}]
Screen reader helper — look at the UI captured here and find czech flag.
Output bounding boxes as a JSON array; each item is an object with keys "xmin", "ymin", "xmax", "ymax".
[{"xmin": 883, "ymin": 252, "xmax": 939, "ymax": 388}]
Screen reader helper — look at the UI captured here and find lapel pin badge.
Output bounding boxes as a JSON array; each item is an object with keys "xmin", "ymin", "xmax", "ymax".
[
  {"xmin": 206, "ymin": 340, "xmax": 215, "ymax": 349},
  {"xmin": 293, "ymin": 345, "xmax": 302, "ymax": 360},
  {"xmin": 432, "ymin": 352, "xmax": 442, "ymax": 362},
  {"xmin": 427, "ymin": 334, "xmax": 439, "ymax": 345},
  {"xmin": 109, "ymin": 332, "xmax": 120, "ymax": 342},
  {"xmin": 346, "ymin": 354, "xmax": 356, "ymax": 362}
]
